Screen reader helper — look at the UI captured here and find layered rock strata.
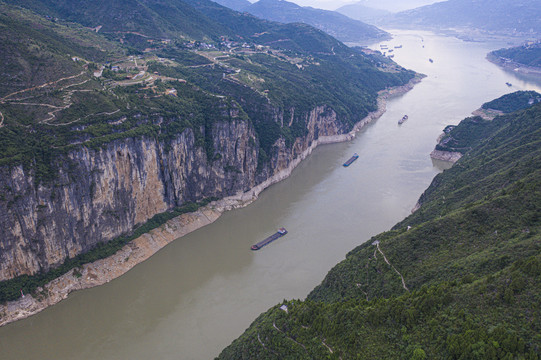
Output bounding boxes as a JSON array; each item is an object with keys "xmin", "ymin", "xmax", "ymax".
[{"xmin": 0, "ymin": 77, "xmax": 421, "ymax": 326}]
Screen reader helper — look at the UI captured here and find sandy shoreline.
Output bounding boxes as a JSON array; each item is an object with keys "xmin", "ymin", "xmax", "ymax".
[{"xmin": 0, "ymin": 75, "xmax": 422, "ymax": 327}]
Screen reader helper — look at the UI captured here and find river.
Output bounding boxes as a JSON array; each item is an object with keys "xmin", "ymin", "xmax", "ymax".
[{"xmin": 1, "ymin": 30, "xmax": 540, "ymax": 360}]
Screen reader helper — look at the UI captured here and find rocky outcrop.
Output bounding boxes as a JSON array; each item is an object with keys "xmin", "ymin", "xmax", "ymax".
[
  {"xmin": 0, "ymin": 206, "xmax": 221, "ymax": 326},
  {"xmin": 0, "ymin": 118, "xmax": 258, "ymax": 281},
  {"xmin": 0, "ymin": 101, "xmax": 368, "ymax": 282},
  {"xmin": 429, "ymin": 149, "xmax": 462, "ymax": 163},
  {"xmin": 430, "ymin": 106, "xmax": 499, "ymax": 164}
]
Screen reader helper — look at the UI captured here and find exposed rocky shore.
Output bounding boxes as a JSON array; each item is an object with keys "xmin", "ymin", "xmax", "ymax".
[
  {"xmin": 429, "ymin": 149, "xmax": 463, "ymax": 163},
  {"xmin": 430, "ymin": 106, "xmax": 500, "ymax": 163},
  {"xmin": 0, "ymin": 76, "xmax": 422, "ymax": 327},
  {"xmin": 487, "ymin": 53, "xmax": 541, "ymax": 76}
]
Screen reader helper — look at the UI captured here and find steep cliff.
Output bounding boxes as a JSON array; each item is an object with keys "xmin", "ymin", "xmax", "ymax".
[
  {"xmin": 0, "ymin": 0, "xmax": 417, "ymax": 303},
  {"xmin": 0, "ymin": 105, "xmax": 350, "ymax": 281}
]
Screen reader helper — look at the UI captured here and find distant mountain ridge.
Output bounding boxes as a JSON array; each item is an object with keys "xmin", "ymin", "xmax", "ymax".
[
  {"xmin": 334, "ymin": 3, "xmax": 391, "ymax": 23},
  {"xmin": 385, "ymin": 0, "xmax": 541, "ymax": 36},
  {"xmin": 5, "ymin": 0, "xmax": 357, "ymax": 54},
  {"xmin": 4, "ymin": 0, "xmax": 227, "ymax": 40},
  {"xmin": 213, "ymin": 0, "xmax": 390, "ymax": 43},
  {"xmin": 336, "ymin": 0, "xmax": 439, "ymax": 14},
  {"xmin": 211, "ymin": 0, "xmax": 251, "ymax": 11}
]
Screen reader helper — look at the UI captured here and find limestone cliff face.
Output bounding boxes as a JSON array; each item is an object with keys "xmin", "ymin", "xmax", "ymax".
[{"xmin": 0, "ymin": 106, "xmax": 347, "ymax": 281}]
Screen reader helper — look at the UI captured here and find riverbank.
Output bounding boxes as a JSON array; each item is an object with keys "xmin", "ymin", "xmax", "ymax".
[
  {"xmin": 0, "ymin": 75, "xmax": 422, "ymax": 327},
  {"xmin": 486, "ymin": 53, "xmax": 541, "ymax": 77},
  {"xmin": 429, "ymin": 149, "xmax": 462, "ymax": 163},
  {"xmin": 429, "ymin": 106, "xmax": 501, "ymax": 164}
]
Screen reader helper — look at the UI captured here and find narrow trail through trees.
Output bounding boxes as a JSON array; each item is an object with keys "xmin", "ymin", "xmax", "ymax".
[{"xmin": 373, "ymin": 241, "xmax": 409, "ymax": 292}]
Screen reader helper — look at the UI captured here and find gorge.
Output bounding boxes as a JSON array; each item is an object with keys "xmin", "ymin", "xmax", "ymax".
[
  {"xmin": 1, "ymin": 29, "xmax": 540, "ymax": 359},
  {"xmin": 0, "ymin": 0, "xmax": 413, "ymax": 312}
]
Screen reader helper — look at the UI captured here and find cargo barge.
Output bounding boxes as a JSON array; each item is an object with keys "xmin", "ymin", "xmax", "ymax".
[
  {"xmin": 343, "ymin": 153, "xmax": 359, "ymax": 167},
  {"xmin": 251, "ymin": 228, "xmax": 288, "ymax": 250},
  {"xmin": 398, "ymin": 115, "xmax": 408, "ymax": 125}
]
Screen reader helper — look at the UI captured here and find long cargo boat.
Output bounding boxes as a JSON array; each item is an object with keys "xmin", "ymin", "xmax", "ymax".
[
  {"xmin": 398, "ymin": 115, "xmax": 408, "ymax": 125},
  {"xmin": 343, "ymin": 153, "xmax": 359, "ymax": 167},
  {"xmin": 251, "ymin": 228, "xmax": 288, "ymax": 250}
]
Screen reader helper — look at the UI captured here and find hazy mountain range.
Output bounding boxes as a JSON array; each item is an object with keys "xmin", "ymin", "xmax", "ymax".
[
  {"xmin": 336, "ymin": 0, "xmax": 441, "ymax": 13},
  {"xmin": 334, "ymin": 3, "xmax": 391, "ymax": 23},
  {"xmin": 386, "ymin": 0, "xmax": 541, "ymax": 36},
  {"xmin": 213, "ymin": 0, "xmax": 540, "ymax": 42},
  {"xmin": 213, "ymin": 0, "xmax": 390, "ymax": 43}
]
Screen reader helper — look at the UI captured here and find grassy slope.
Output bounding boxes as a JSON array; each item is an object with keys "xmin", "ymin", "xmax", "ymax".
[
  {"xmin": 0, "ymin": 2, "xmax": 122, "ymax": 97},
  {"xmin": 435, "ymin": 91, "xmax": 541, "ymax": 154},
  {"xmin": 0, "ymin": 0, "xmax": 414, "ymax": 177},
  {"xmin": 217, "ymin": 103, "xmax": 541, "ymax": 359},
  {"xmin": 3, "ymin": 0, "xmax": 226, "ymax": 41}
]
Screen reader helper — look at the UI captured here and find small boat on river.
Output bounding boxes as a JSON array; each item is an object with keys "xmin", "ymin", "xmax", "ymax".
[
  {"xmin": 343, "ymin": 153, "xmax": 359, "ymax": 167},
  {"xmin": 399, "ymin": 115, "xmax": 408, "ymax": 125},
  {"xmin": 251, "ymin": 228, "xmax": 287, "ymax": 250}
]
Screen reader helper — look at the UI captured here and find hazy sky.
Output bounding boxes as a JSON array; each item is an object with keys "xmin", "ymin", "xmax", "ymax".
[{"xmin": 251, "ymin": 0, "xmax": 442, "ymax": 12}]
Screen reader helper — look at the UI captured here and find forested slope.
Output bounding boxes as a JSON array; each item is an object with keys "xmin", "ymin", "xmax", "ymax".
[{"xmin": 217, "ymin": 102, "xmax": 541, "ymax": 359}]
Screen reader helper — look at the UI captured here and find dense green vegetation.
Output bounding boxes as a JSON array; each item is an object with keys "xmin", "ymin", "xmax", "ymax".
[
  {"xmin": 435, "ymin": 91, "xmax": 541, "ymax": 155},
  {"xmin": 0, "ymin": 0, "xmax": 413, "ymax": 185},
  {"xmin": 0, "ymin": 3, "xmax": 123, "ymax": 97},
  {"xmin": 147, "ymin": 50, "xmax": 412, "ymax": 155},
  {"xmin": 491, "ymin": 43, "xmax": 541, "ymax": 68},
  {"xmin": 482, "ymin": 90, "xmax": 541, "ymax": 113},
  {"xmin": 217, "ymin": 102, "xmax": 541, "ymax": 359},
  {"xmin": 0, "ymin": 198, "xmax": 217, "ymax": 303},
  {"xmin": 3, "ymin": 0, "xmax": 227, "ymax": 42},
  {"xmin": 434, "ymin": 116, "xmax": 495, "ymax": 154}
]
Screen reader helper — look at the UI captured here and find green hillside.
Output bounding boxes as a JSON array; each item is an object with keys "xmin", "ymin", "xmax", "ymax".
[
  {"xmin": 4, "ymin": 0, "xmax": 226, "ymax": 41},
  {"xmin": 490, "ymin": 43, "xmax": 541, "ymax": 68},
  {"xmin": 0, "ymin": 3, "xmax": 123, "ymax": 97},
  {"xmin": 217, "ymin": 102, "xmax": 541, "ymax": 359},
  {"xmin": 0, "ymin": 0, "xmax": 414, "ymax": 183},
  {"xmin": 6, "ymin": 0, "xmax": 363, "ymax": 52},
  {"xmin": 433, "ymin": 91, "xmax": 541, "ymax": 155},
  {"xmin": 482, "ymin": 91, "xmax": 541, "ymax": 113}
]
